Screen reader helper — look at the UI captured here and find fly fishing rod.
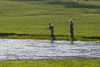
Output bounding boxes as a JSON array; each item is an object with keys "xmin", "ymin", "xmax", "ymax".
[{"xmin": 26, "ymin": 26, "xmax": 46, "ymax": 29}]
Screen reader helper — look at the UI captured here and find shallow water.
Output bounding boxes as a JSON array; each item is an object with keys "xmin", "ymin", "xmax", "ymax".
[{"xmin": 0, "ymin": 39, "xmax": 100, "ymax": 60}]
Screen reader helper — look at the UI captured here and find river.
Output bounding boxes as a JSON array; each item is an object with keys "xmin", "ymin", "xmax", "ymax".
[{"xmin": 0, "ymin": 39, "xmax": 100, "ymax": 60}]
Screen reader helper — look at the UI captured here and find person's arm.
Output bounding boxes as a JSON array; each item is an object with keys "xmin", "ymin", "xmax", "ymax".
[
  {"xmin": 46, "ymin": 25, "xmax": 50, "ymax": 29},
  {"xmin": 46, "ymin": 27, "xmax": 49, "ymax": 29},
  {"xmin": 72, "ymin": 22, "xmax": 74, "ymax": 29}
]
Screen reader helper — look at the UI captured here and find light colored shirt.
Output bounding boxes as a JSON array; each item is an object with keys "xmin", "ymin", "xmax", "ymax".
[{"xmin": 49, "ymin": 24, "xmax": 54, "ymax": 31}]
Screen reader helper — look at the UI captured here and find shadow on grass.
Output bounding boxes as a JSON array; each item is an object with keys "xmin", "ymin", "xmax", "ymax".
[
  {"xmin": 71, "ymin": 37, "xmax": 76, "ymax": 41},
  {"xmin": 47, "ymin": 1, "xmax": 100, "ymax": 9},
  {"xmin": 52, "ymin": 36, "xmax": 57, "ymax": 41},
  {"xmin": 9, "ymin": 0, "xmax": 44, "ymax": 1},
  {"xmin": 50, "ymin": 37, "xmax": 56, "ymax": 43}
]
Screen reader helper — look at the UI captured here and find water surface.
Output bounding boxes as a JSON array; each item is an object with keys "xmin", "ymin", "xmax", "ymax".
[{"xmin": 0, "ymin": 39, "xmax": 100, "ymax": 60}]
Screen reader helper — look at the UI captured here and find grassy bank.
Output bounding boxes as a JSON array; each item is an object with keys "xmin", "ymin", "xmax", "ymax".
[
  {"xmin": 0, "ymin": 59, "xmax": 100, "ymax": 67},
  {"xmin": 0, "ymin": 0, "xmax": 100, "ymax": 41},
  {"xmin": 0, "ymin": 34, "xmax": 99, "ymax": 41}
]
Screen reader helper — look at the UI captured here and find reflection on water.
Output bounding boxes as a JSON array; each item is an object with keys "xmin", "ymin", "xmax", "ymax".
[
  {"xmin": 71, "ymin": 40, "xmax": 74, "ymax": 45},
  {"xmin": 0, "ymin": 39, "xmax": 100, "ymax": 60},
  {"xmin": 70, "ymin": 37, "xmax": 76, "ymax": 45}
]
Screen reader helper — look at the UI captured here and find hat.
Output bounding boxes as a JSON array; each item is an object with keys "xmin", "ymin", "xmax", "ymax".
[
  {"xmin": 69, "ymin": 19, "xmax": 72, "ymax": 22},
  {"xmin": 48, "ymin": 22, "xmax": 51, "ymax": 24}
]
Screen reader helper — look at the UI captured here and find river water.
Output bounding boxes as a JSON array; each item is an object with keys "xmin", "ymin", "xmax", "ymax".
[{"xmin": 0, "ymin": 39, "xmax": 100, "ymax": 60}]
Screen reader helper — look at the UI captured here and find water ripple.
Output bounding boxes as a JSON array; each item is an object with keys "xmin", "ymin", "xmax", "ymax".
[{"xmin": 0, "ymin": 39, "xmax": 100, "ymax": 60}]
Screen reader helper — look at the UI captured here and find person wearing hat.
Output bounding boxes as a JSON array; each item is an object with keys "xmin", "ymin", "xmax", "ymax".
[
  {"xmin": 46, "ymin": 23, "xmax": 54, "ymax": 38},
  {"xmin": 69, "ymin": 19, "xmax": 74, "ymax": 38}
]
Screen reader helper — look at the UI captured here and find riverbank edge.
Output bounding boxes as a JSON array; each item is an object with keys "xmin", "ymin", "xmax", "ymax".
[
  {"xmin": 0, "ymin": 58, "xmax": 100, "ymax": 67},
  {"xmin": 0, "ymin": 33, "xmax": 100, "ymax": 41}
]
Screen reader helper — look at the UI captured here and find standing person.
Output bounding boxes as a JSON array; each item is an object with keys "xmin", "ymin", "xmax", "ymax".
[
  {"xmin": 69, "ymin": 19, "xmax": 74, "ymax": 38},
  {"xmin": 46, "ymin": 23, "xmax": 54, "ymax": 38}
]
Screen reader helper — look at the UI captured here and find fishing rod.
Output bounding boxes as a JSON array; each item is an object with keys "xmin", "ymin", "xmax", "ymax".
[{"xmin": 26, "ymin": 26, "xmax": 46, "ymax": 29}]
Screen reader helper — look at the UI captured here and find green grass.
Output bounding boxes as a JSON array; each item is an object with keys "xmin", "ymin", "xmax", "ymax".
[
  {"xmin": 0, "ymin": 0, "xmax": 100, "ymax": 40},
  {"xmin": 0, "ymin": 59, "xmax": 100, "ymax": 67},
  {"xmin": 0, "ymin": 1, "xmax": 100, "ymax": 66}
]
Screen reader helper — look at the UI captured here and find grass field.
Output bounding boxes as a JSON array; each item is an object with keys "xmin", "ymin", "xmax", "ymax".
[
  {"xmin": 0, "ymin": 0, "xmax": 100, "ymax": 66},
  {"xmin": 0, "ymin": 59, "xmax": 100, "ymax": 67},
  {"xmin": 0, "ymin": 0, "xmax": 100, "ymax": 40}
]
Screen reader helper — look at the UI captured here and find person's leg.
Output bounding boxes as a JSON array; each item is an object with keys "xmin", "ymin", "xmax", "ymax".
[
  {"xmin": 70, "ymin": 29, "xmax": 73, "ymax": 38},
  {"xmin": 51, "ymin": 30, "xmax": 54, "ymax": 37}
]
